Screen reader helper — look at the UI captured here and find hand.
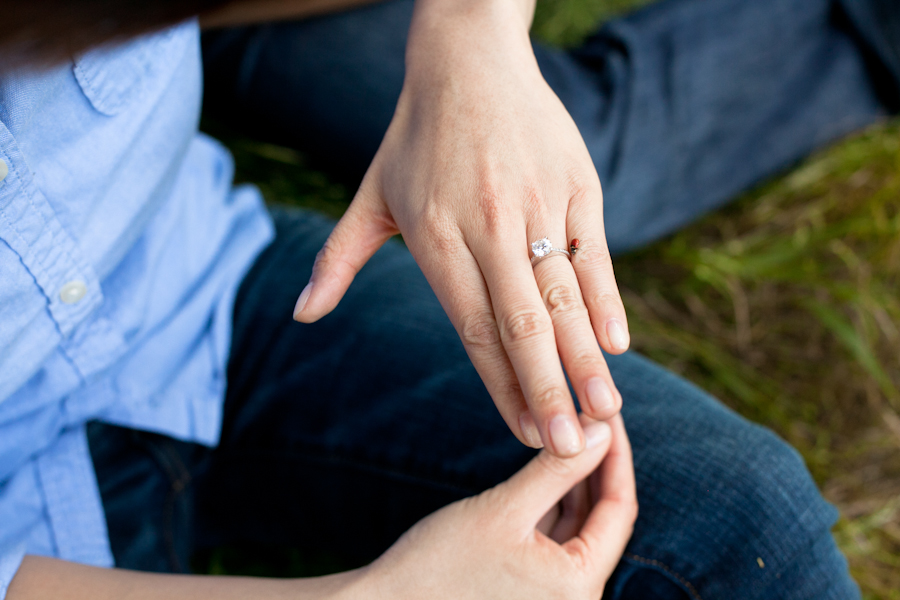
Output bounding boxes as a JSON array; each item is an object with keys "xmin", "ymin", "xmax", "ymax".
[
  {"xmin": 8, "ymin": 418, "xmax": 633, "ymax": 600},
  {"xmin": 292, "ymin": 0, "xmax": 630, "ymax": 456},
  {"xmin": 362, "ymin": 416, "xmax": 637, "ymax": 600}
]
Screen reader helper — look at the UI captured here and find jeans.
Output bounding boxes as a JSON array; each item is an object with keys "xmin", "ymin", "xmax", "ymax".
[
  {"xmin": 89, "ymin": 0, "xmax": 900, "ymax": 596},
  {"xmin": 89, "ymin": 209, "xmax": 858, "ymax": 599}
]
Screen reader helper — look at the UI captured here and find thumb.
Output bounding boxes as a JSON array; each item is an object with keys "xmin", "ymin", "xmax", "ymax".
[
  {"xmin": 293, "ymin": 183, "xmax": 398, "ymax": 323},
  {"xmin": 500, "ymin": 419, "xmax": 612, "ymax": 528}
]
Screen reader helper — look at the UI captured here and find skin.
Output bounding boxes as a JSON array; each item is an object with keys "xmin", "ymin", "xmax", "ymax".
[
  {"xmin": 292, "ymin": 0, "xmax": 631, "ymax": 458},
  {"xmin": 9, "ymin": 416, "xmax": 637, "ymax": 599},
  {"xmin": 9, "ymin": 0, "xmax": 638, "ymax": 595}
]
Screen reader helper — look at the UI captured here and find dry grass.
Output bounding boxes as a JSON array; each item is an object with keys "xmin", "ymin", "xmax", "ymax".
[{"xmin": 614, "ymin": 122, "xmax": 900, "ymax": 599}]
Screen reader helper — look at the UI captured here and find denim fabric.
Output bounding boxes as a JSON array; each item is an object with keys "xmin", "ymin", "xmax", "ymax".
[
  {"xmin": 91, "ymin": 208, "xmax": 857, "ymax": 599},
  {"xmin": 86, "ymin": 0, "xmax": 900, "ymax": 596},
  {"xmin": 839, "ymin": 0, "xmax": 900, "ymax": 105}
]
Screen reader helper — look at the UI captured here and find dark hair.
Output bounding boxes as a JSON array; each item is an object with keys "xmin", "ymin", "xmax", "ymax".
[{"xmin": 1, "ymin": 0, "xmax": 230, "ymax": 68}]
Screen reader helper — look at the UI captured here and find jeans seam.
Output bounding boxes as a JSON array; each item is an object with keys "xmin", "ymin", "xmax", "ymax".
[{"xmin": 624, "ymin": 553, "xmax": 703, "ymax": 600}]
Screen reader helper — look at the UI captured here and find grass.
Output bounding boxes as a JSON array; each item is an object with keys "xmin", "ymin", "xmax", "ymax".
[
  {"xmin": 202, "ymin": 1, "xmax": 900, "ymax": 597},
  {"xmin": 615, "ymin": 123, "xmax": 900, "ymax": 599}
]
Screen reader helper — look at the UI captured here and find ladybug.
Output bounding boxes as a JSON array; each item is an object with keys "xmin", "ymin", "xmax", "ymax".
[{"xmin": 570, "ymin": 238, "xmax": 580, "ymax": 256}]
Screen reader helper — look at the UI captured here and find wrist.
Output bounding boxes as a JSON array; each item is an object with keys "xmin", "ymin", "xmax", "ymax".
[
  {"xmin": 405, "ymin": 0, "xmax": 538, "ymax": 80},
  {"xmin": 322, "ymin": 564, "xmax": 387, "ymax": 600},
  {"xmin": 412, "ymin": 0, "xmax": 535, "ymax": 31},
  {"xmin": 287, "ymin": 567, "xmax": 377, "ymax": 600}
]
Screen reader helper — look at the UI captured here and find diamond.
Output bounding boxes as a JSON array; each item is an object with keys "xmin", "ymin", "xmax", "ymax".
[{"xmin": 531, "ymin": 238, "xmax": 552, "ymax": 258}]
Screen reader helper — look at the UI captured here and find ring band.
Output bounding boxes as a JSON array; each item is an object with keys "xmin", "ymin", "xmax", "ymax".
[{"xmin": 530, "ymin": 237, "xmax": 571, "ymax": 266}]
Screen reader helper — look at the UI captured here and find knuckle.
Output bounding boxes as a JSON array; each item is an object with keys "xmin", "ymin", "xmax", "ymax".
[
  {"xmin": 567, "ymin": 350, "xmax": 603, "ymax": 374},
  {"xmin": 458, "ymin": 313, "xmax": 501, "ymax": 349},
  {"xmin": 521, "ymin": 186, "xmax": 549, "ymax": 223},
  {"xmin": 420, "ymin": 207, "xmax": 449, "ymax": 234},
  {"xmin": 315, "ymin": 235, "xmax": 339, "ymax": 262},
  {"xmin": 570, "ymin": 181, "xmax": 602, "ymax": 204},
  {"xmin": 499, "ymin": 310, "xmax": 552, "ymax": 344},
  {"xmin": 626, "ymin": 497, "xmax": 639, "ymax": 524},
  {"xmin": 612, "ymin": 495, "xmax": 639, "ymax": 526},
  {"xmin": 473, "ymin": 179, "xmax": 510, "ymax": 235},
  {"xmin": 543, "ymin": 283, "xmax": 585, "ymax": 317},
  {"xmin": 576, "ymin": 244, "xmax": 612, "ymax": 267},
  {"xmin": 587, "ymin": 291, "xmax": 623, "ymax": 312},
  {"xmin": 313, "ymin": 237, "xmax": 343, "ymax": 271},
  {"xmin": 536, "ymin": 451, "xmax": 578, "ymax": 479},
  {"xmin": 503, "ymin": 380, "xmax": 525, "ymax": 402},
  {"xmin": 565, "ymin": 163, "xmax": 603, "ymax": 198},
  {"xmin": 420, "ymin": 214, "xmax": 459, "ymax": 255},
  {"xmin": 314, "ymin": 237, "xmax": 358, "ymax": 279},
  {"xmin": 567, "ymin": 180, "xmax": 591, "ymax": 203},
  {"xmin": 530, "ymin": 385, "xmax": 569, "ymax": 411}
]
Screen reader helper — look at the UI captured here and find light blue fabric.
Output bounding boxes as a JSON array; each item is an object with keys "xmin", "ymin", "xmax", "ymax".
[{"xmin": 0, "ymin": 20, "xmax": 273, "ymax": 596}]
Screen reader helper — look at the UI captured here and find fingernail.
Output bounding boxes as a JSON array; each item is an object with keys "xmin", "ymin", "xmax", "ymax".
[
  {"xmin": 606, "ymin": 319, "xmax": 630, "ymax": 351},
  {"xmin": 584, "ymin": 420, "xmax": 611, "ymax": 449},
  {"xmin": 519, "ymin": 413, "xmax": 544, "ymax": 449},
  {"xmin": 293, "ymin": 282, "xmax": 313, "ymax": 320},
  {"xmin": 549, "ymin": 415, "xmax": 584, "ymax": 456},
  {"xmin": 585, "ymin": 377, "xmax": 616, "ymax": 414}
]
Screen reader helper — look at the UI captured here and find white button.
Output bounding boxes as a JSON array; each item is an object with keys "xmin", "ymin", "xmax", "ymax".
[
  {"xmin": 0, "ymin": 160, "xmax": 7, "ymax": 183},
  {"xmin": 60, "ymin": 280, "xmax": 88, "ymax": 304}
]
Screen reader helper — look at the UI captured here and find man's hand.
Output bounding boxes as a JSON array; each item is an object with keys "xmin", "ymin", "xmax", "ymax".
[
  {"xmin": 366, "ymin": 415, "xmax": 637, "ymax": 600},
  {"xmin": 9, "ymin": 417, "xmax": 635, "ymax": 600},
  {"xmin": 293, "ymin": 0, "xmax": 630, "ymax": 456}
]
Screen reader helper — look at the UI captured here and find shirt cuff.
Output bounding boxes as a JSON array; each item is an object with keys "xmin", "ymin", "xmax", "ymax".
[{"xmin": 0, "ymin": 542, "xmax": 26, "ymax": 600}]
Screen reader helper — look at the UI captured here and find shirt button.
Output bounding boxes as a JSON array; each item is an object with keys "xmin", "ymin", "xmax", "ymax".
[
  {"xmin": 60, "ymin": 280, "xmax": 88, "ymax": 304},
  {"xmin": 0, "ymin": 159, "xmax": 8, "ymax": 183}
]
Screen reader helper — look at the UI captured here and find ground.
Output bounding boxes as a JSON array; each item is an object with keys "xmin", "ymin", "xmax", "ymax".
[{"xmin": 203, "ymin": 1, "xmax": 900, "ymax": 597}]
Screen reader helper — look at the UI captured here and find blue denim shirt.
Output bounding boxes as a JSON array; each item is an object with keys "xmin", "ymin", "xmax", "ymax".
[{"xmin": 0, "ymin": 21, "xmax": 273, "ymax": 596}]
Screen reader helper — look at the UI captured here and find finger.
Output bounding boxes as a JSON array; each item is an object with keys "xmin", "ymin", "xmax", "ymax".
[
  {"xmin": 499, "ymin": 419, "xmax": 612, "ymax": 526},
  {"xmin": 403, "ymin": 231, "xmax": 543, "ymax": 449},
  {"xmin": 567, "ymin": 184, "xmax": 630, "ymax": 355},
  {"xmin": 293, "ymin": 182, "xmax": 399, "ymax": 323},
  {"xmin": 532, "ymin": 246, "xmax": 622, "ymax": 421},
  {"xmin": 475, "ymin": 240, "xmax": 585, "ymax": 457},
  {"xmin": 566, "ymin": 414, "xmax": 637, "ymax": 585},
  {"xmin": 548, "ymin": 478, "xmax": 591, "ymax": 544}
]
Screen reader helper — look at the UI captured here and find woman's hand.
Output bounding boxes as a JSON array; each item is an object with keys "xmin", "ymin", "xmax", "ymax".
[
  {"xmin": 363, "ymin": 416, "xmax": 637, "ymax": 600},
  {"xmin": 292, "ymin": 0, "xmax": 630, "ymax": 456}
]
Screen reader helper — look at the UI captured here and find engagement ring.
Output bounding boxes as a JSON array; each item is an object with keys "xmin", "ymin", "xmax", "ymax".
[{"xmin": 530, "ymin": 238, "xmax": 571, "ymax": 266}]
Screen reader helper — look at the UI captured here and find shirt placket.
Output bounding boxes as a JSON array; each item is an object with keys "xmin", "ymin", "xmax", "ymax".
[{"xmin": 0, "ymin": 123, "xmax": 124, "ymax": 384}]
